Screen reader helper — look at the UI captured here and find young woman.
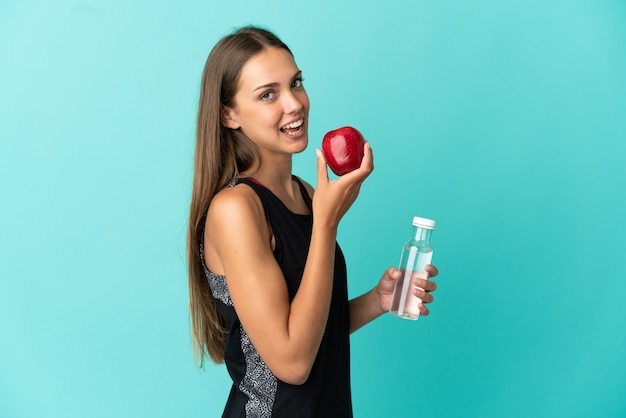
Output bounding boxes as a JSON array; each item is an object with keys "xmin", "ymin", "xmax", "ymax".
[{"xmin": 187, "ymin": 26, "xmax": 439, "ymax": 417}]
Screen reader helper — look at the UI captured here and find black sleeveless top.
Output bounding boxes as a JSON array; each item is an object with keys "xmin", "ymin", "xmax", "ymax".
[{"xmin": 201, "ymin": 177, "xmax": 352, "ymax": 417}]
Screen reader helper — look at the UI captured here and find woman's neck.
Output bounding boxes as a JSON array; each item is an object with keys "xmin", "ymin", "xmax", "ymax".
[
  {"xmin": 247, "ymin": 153, "xmax": 293, "ymax": 192},
  {"xmin": 245, "ymin": 156, "xmax": 309, "ymax": 214},
  {"xmin": 250, "ymin": 169, "xmax": 294, "ymax": 197}
]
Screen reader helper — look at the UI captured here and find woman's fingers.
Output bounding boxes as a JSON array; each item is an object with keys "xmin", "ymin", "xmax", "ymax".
[
  {"xmin": 413, "ymin": 287, "xmax": 434, "ymax": 304},
  {"xmin": 412, "ymin": 276, "xmax": 437, "ymax": 303},
  {"xmin": 359, "ymin": 141, "xmax": 374, "ymax": 174},
  {"xmin": 425, "ymin": 264, "xmax": 439, "ymax": 278},
  {"xmin": 312, "ymin": 143, "xmax": 374, "ymax": 227},
  {"xmin": 341, "ymin": 142, "xmax": 374, "ymax": 182}
]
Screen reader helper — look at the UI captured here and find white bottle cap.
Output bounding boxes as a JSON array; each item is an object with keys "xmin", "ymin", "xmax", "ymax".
[{"xmin": 412, "ymin": 216, "xmax": 435, "ymax": 230}]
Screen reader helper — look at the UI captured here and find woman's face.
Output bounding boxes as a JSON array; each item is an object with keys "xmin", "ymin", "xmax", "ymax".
[{"xmin": 222, "ymin": 47, "xmax": 310, "ymax": 159}]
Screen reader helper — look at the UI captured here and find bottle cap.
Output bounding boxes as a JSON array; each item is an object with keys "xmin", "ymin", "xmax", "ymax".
[{"xmin": 412, "ymin": 216, "xmax": 435, "ymax": 230}]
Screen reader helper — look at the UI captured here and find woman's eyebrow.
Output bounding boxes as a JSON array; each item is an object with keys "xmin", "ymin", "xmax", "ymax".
[{"xmin": 253, "ymin": 71, "xmax": 302, "ymax": 92}]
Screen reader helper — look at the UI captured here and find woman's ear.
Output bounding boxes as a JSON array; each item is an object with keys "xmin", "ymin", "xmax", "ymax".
[{"xmin": 221, "ymin": 106, "xmax": 240, "ymax": 129}]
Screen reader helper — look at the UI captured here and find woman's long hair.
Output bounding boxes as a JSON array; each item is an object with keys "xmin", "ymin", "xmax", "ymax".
[{"xmin": 187, "ymin": 26, "xmax": 293, "ymax": 366}]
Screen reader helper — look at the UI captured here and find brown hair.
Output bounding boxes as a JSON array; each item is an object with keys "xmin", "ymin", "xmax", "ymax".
[{"xmin": 187, "ymin": 26, "xmax": 293, "ymax": 366}]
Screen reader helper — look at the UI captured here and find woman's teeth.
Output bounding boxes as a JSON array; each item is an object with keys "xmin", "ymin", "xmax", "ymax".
[{"xmin": 281, "ymin": 119, "xmax": 303, "ymax": 130}]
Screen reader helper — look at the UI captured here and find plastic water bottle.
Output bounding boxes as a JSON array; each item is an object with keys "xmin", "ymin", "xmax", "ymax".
[{"xmin": 390, "ymin": 216, "xmax": 436, "ymax": 320}]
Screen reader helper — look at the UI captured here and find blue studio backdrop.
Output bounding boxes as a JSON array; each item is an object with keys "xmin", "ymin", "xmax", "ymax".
[{"xmin": 1, "ymin": 1, "xmax": 625, "ymax": 417}]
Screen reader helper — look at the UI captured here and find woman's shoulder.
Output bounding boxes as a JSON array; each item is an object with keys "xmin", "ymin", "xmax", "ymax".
[{"xmin": 207, "ymin": 181, "xmax": 264, "ymax": 223}]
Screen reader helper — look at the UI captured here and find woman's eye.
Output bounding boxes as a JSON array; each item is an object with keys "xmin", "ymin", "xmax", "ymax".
[
  {"xmin": 261, "ymin": 91, "xmax": 274, "ymax": 101},
  {"xmin": 292, "ymin": 78, "xmax": 304, "ymax": 88}
]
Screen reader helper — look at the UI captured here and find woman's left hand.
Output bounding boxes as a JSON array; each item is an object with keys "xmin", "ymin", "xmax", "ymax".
[{"xmin": 376, "ymin": 264, "xmax": 440, "ymax": 316}]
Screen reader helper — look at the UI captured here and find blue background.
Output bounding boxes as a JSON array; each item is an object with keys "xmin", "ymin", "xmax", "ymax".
[{"xmin": 1, "ymin": 1, "xmax": 625, "ymax": 417}]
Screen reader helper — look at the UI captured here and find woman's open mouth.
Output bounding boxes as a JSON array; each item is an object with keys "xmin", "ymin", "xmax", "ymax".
[{"xmin": 280, "ymin": 118, "xmax": 305, "ymax": 137}]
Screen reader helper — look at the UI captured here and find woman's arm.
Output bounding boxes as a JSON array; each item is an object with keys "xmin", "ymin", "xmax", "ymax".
[
  {"xmin": 207, "ymin": 187, "xmax": 337, "ymax": 385},
  {"xmin": 205, "ymin": 145, "xmax": 373, "ymax": 385}
]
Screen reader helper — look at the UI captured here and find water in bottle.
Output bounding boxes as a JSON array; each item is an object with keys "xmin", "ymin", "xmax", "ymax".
[{"xmin": 390, "ymin": 216, "xmax": 435, "ymax": 320}]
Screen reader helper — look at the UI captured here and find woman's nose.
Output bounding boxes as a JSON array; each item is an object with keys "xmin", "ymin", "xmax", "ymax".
[{"xmin": 282, "ymin": 90, "xmax": 304, "ymax": 114}]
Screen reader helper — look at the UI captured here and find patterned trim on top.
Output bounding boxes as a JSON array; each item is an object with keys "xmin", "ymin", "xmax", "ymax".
[
  {"xmin": 200, "ymin": 242, "xmax": 233, "ymax": 306},
  {"xmin": 240, "ymin": 325, "xmax": 277, "ymax": 417}
]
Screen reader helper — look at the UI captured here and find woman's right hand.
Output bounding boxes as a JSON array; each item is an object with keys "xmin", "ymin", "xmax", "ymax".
[{"xmin": 313, "ymin": 142, "xmax": 374, "ymax": 228}]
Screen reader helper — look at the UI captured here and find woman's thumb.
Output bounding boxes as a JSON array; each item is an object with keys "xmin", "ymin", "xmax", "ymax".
[{"xmin": 316, "ymin": 149, "xmax": 329, "ymax": 183}]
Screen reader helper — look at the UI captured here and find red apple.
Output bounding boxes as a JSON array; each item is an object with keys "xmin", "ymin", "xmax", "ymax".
[{"xmin": 321, "ymin": 126, "xmax": 365, "ymax": 176}]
